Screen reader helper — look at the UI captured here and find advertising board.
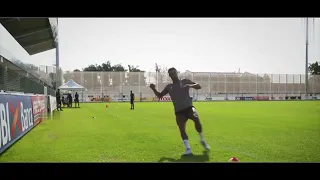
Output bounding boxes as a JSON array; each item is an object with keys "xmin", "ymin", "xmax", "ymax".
[{"xmin": 0, "ymin": 94, "xmax": 34, "ymax": 154}]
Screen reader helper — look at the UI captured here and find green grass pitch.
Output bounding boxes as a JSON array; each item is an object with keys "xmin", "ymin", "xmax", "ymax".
[{"xmin": 0, "ymin": 101, "xmax": 319, "ymax": 162}]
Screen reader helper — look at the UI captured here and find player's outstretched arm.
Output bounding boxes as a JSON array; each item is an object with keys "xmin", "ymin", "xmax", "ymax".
[
  {"xmin": 149, "ymin": 84, "xmax": 169, "ymax": 99},
  {"xmin": 184, "ymin": 79, "xmax": 201, "ymax": 89}
]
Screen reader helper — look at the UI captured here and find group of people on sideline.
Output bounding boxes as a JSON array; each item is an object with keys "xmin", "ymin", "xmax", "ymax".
[{"xmin": 55, "ymin": 89, "xmax": 80, "ymax": 111}]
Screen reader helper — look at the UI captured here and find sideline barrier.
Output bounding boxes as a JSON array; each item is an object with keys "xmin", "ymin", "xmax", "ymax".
[
  {"xmin": 0, "ymin": 93, "xmax": 48, "ymax": 154},
  {"xmin": 48, "ymin": 95, "xmax": 57, "ymax": 116},
  {"xmin": 30, "ymin": 95, "xmax": 47, "ymax": 125},
  {"xmin": 153, "ymin": 96, "xmax": 172, "ymax": 102}
]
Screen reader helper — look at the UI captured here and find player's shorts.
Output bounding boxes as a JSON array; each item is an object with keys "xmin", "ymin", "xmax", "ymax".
[
  {"xmin": 175, "ymin": 106, "xmax": 199, "ymax": 120},
  {"xmin": 75, "ymin": 99, "xmax": 79, "ymax": 103},
  {"xmin": 130, "ymin": 100, "xmax": 134, "ymax": 104}
]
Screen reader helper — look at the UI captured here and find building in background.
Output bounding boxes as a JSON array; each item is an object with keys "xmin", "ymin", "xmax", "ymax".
[{"xmin": 0, "ymin": 18, "xmax": 60, "ymax": 96}]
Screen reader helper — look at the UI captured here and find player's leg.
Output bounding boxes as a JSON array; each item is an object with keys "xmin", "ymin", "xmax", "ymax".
[
  {"xmin": 176, "ymin": 113, "xmax": 192, "ymax": 155},
  {"xmin": 188, "ymin": 107, "xmax": 210, "ymax": 150},
  {"xmin": 56, "ymin": 99, "xmax": 60, "ymax": 111},
  {"xmin": 132, "ymin": 102, "xmax": 134, "ymax": 109},
  {"xmin": 58, "ymin": 100, "xmax": 63, "ymax": 111}
]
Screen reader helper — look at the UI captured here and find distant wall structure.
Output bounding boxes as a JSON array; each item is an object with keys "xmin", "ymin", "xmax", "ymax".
[{"xmin": 62, "ymin": 71, "xmax": 320, "ymax": 102}]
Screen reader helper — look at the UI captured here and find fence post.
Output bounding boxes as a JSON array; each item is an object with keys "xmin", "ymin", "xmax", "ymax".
[
  {"xmin": 138, "ymin": 72, "xmax": 141, "ymax": 97},
  {"xmin": 192, "ymin": 72, "xmax": 194, "ymax": 98},
  {"xmin": 209, "ymin": 73, "xmax": 211, "ymax": 98},
  {"xmin": 101, "ymin": 71, "xmax": 103, "ymax": 98},
  {"xmin": 278, "ymin": 74, "xmax": 280, "ymax": 96},
  {"xmin": 285, "ymin": 74, "xmax": 288, "ymax": 97},
  {"xmin": 270, "ymin": 74, "xmax": 273, "ymax": 99},
  {"xmin": 256, "ymin": 74, "xmax": 258, "ymax": 99},
  {"xmin": 224, "ymin": 73, "xmax": 227, "ymax": 99}
]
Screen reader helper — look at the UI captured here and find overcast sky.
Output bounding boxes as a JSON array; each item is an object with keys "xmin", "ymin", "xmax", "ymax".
[{"xmin": 31, "ymin": 18, "xmax": 320, "ymax": 74}]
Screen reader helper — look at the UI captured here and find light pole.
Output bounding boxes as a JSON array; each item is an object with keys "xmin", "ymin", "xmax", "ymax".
[
  {"xmin": 305, "ymin": 18, "xmax": 309, "ymax": 99},
  {"xmin": 55, "ymin": 18, "xmax": 60, "ymax": 89}
]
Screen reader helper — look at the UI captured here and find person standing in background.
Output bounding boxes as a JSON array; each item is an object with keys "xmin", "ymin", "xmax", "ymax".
[
  {"xmin": 55, "ymin": 89, "xmax": 63, "ymax": 111},
  {"xmin": 130, "ymin": 90, "xmax": 135, "ymax": 110},
  {"xmin": 67, "ymin": 93, "xmax": 73, "ymax": 108},
  {"xmin": 75, "ymin": 92, "xmax": 80, "ymax": 108}
]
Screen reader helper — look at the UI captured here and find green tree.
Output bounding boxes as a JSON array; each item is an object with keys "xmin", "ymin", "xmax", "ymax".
[{"xmin": 309, "ymin": 61, "xmax": 320, "ymax": 75}]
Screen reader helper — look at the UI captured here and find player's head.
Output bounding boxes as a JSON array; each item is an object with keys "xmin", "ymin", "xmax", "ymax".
[
  {"xmin": 130, "ymin": 90, "xmax": 132, "ymax": 93},
  {"xmin": 57, "ymin": 89, "xmax": 60, "ymax": 92},
  {"xmin": 168, "ymin": 67, "xmax": 179, "ymax": 80}
]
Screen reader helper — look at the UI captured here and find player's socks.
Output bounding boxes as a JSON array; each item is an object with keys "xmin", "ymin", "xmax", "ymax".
[
  {"xmin": 199, "ymin": 132, "xmax": 210, "ymax": 150},
  {"xmin": 183, "ymin": 139, "xmax": 190, "ymax": 149},
  {"xmin": 183, "ymin": 140, "xmax": 192, "ymax": 155},
  {"xmin": 199, "ymin": 132, "xmax": 205, "ymax": 141}
]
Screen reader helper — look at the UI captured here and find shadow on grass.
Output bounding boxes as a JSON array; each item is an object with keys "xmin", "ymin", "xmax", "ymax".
[
  {"xmin": 158, "ymin": 151, "xmax": 210, "ymax": 162},
  {"xmin": 52, "ymin": 110, "xmax": 61, "ymax": 120}
]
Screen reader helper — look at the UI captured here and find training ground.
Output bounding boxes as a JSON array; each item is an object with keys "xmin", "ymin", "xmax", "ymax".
[{"xmin": 0, "ymin": 101, "xmax": 319, "ymax": 162}]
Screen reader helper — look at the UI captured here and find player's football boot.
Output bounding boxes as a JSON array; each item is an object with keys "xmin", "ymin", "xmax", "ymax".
[{"xmin": 183, "ymin": 148, "xmax": 193, "ymax": 155}]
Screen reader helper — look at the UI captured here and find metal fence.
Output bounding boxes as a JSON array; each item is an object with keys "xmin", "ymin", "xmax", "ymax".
[
  {"xmin": 0, "ymin": 61, "xmax": 59, "ymax": 96},
  {"xmin": 62, "ymin": 71, "xmax": 320, "ymax": 100}
]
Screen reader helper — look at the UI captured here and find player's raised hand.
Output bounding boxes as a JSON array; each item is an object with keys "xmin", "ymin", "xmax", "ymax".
[{"xmin": 149, "ymin": 84, "xmax": 155, "ymax": 89}]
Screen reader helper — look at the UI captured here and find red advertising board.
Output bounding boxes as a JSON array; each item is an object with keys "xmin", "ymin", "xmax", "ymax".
[
  {"xmin": 153, "ymin": 96, "xmax": 172, "ymax": 101},
  {"xmin": 31, "ymin": 95, "xmax": 47, "ymax": 125}
]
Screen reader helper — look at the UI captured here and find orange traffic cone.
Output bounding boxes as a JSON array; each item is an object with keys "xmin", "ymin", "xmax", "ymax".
[{"xmin": 228, "ymin": 157, "xmax": 240, "ymax": 162}]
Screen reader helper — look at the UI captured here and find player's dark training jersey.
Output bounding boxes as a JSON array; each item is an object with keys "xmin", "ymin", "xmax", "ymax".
[
  {"xmin": 166, "ymin": 79, "xmax": 193, "ymax": 113},
  {"xmin": 130, "ymin": 93, "xmax": 134, "ymax": 103},
  {"xmin": 75, "ymin": 94, "xmax": 79, "ymax": 102}
]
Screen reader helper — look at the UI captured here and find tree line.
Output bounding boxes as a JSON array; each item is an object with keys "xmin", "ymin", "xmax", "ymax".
[
  {"xmin": 61, "ymin": 61, "xmax": 320, "ymax": 88},
  {"xmin": 63, "ymin": 61, "xmax": 170, "ymax": 88}
]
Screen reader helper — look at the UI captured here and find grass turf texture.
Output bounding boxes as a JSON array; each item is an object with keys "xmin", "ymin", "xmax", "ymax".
[{"xmin": 0, "ymin": 101, "xmax": 319, "ymax": 162}]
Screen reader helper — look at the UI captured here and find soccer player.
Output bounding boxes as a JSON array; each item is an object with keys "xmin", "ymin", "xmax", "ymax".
[
  {"xmin": 75, "ymin": 92, "xmax": 80, "ymax": 108},
  {"xmin": 149, "ymin": 67, "xmax": 210, "ymax": 155},
  {"xmin": 130, "ymin": 90, "xmax": 135, "ymax": 110},
  {"xmin": 67, "ymin": 93, "xmax": 73, "ymax": 108},
  {"xmin": 55, "ymin": 89, "xmax": 63, "ymax": 111}
]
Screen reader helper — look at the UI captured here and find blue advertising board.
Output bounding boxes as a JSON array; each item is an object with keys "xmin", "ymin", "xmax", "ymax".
[
  {"xmin": 0, "ymin": 94, "xmax": 35, "ymax": 154},
  {"xmin": 235, "ymin": 97, "xmax": 253, "ymax": 101}
]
